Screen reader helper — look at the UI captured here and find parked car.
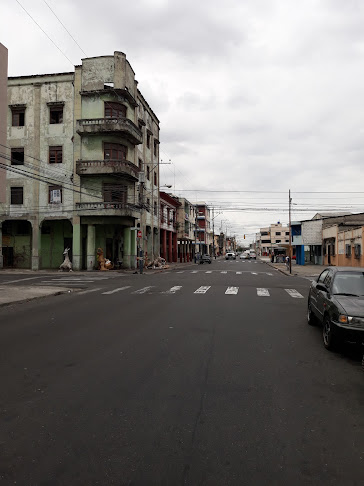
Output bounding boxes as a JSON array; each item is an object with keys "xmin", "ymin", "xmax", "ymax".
[
  {"xmin": 225, "ymin": 252, "xmax": 236, "ymax": 260},
  {"xmin": 200, "ymin": 254, "xmax": 212, "ymax": 264},
  {"xmin": 249, "ymin": 251, "xmax": 257, "ymax": 260},
  {"xmin": 307, "ymin": 267, "xmax": 364, "ymax": 350}
]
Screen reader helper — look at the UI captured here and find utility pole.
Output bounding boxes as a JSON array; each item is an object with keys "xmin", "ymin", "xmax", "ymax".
[
  {"xmin": 289, "ymin": 189, "xmax": 292, "ymax": 274},
  {"xmin": 212, "ymin": 207, "xmax": 215, "ymax": 258}
]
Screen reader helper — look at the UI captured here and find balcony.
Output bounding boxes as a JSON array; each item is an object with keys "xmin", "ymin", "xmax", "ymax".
[
  {"xmin": 76, "ymin": 202, "xmax": 140, "ymax": 219},
  {"xmin": 76, "ymin": 118, "xmax": 142, "ymax": 145},
  {"xmin": 76, "ymin": 159, "xmax": 140, "ymax": 180}
]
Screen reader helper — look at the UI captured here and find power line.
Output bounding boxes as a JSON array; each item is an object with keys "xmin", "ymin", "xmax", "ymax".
[{"xmin": 14, "ymin": 0, "xmax": 75, "ymax": 67}]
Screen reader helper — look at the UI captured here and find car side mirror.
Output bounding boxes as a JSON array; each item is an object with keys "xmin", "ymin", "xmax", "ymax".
[{"xmin": 316, "ymin": 283, "xmax": 327, "ymax": 292}]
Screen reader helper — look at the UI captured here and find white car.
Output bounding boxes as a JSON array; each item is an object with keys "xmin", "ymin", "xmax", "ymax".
[
  {"xmin": 240, "ymin": 253, "xmax": 249, "ymax": 259},
  {"xmin": 225, "ymin": 252, "xmax": 236, "ymax": 260},
  {"xmin": 249, "ymin": 251, "xmax": 257, "ymax": 259}
]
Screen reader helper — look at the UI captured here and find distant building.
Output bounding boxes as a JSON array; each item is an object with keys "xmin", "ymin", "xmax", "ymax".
[
  {"xmin": 176, "ymin": 197, "xmax": 196, "ymax": 262},
  {"xmin": 159, "ymin": 192, "xmax": 180, "ymax": 262},
  {"xmin": 196, "ymin": 203, "xmax": 211, "ymax": 254}
]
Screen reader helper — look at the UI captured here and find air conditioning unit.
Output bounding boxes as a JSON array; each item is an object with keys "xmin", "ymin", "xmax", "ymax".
[{"xmin": 138, "ymin": 173, "xmax": 145, "ymax": 183}]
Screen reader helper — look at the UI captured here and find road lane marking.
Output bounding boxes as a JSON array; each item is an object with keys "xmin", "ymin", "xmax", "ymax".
[
  {"xmin": 194, "ymin": 286, "xmax": 211, "ymax": 294},
  {"xmin": 132, "ymin": 286, "xmax": 153, "ymax": 294},
  {"xmin": 236, "ymin": 271, "xmax": 242, "ymax": 275},
  {"xmin": 225, "ymin": 286, "xmax": 239, "ymax": 295},
  {"xmin": 3, "ymin": 276, "xmax": 41, "ymax": 284},
  {"xmin": 102, "ymin": 286, "xmax": 131, "ymax": 295},
  {"xmin": 205, "ymin": 271, "xmax": 212, "ymax": 274},
  {"xmin": 257, "ymin": 288, "xmax": 270, "ymax": 297},
  {"xmin": 177, "ymin": 271, "xmax": 185, "ymax": 274},
  {"xmin": 221, "ymin": 271, "xmax": 227, "ymax": 274},
  {"xmin": 251, "ymin": 272, "xmax": 258, "ymax": 275},
  {"xmin": 285, "ymin": 289, "xmax": 304, "ymax": 298},
  {"xmin": 78, "ymin": 288, "xmax": 102, "ymax": 295},
  {"xmin": 164, "ymin": 286, "xmax": 182, "ymax": 294},
  {"xmin": 191, "ymin": 271, "xmax": 198, "ymax": 274},
  {"xmin": 266, "ymin": 273, "xmax": 273, "ymax": 276}
]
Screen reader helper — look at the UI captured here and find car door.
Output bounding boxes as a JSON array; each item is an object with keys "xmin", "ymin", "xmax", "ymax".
[
  {"xmin": 315, "ymin": 269, "xmax": 333, "ymax": 322},
  {"xmin": 310, "ymin": 269, "xmax": 330, "ymax": 320}
]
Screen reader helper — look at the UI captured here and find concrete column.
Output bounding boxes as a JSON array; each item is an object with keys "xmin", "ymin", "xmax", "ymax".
[
  {"xmin": 153, "ymin": 229, "xmax": 159, "ymax": 260},
  {"xmin": 173, "ymin": 233, "xmax": 178, "ymax": 262},
  {"xmin": 130, "ymin": 229, "xmax": 137, "ymax": 269},
  {"xmin": 72, "ymin": 222, "xmax": 82, "ymax": 271},
  {"xmin": 179, "ymin": 241, "xmax": 183, "ymax": 263},
  {"xmin": 0, "ymin": 222, "xmax": 3, "ymax": 269},
  {"xmin": 31, "ymin": 221, "xmax": 40, "ymax": 270},
  {"xmin": 162, "ymin": 230, "xmax": 167, "ymax": 260},
  {"xmin": 123, "ymin": 227, "xmax": 131, "ymax": 269},
  {"xmin": 168, "ymin": 231, "xmax": 173, "ymax": 262},
  {"xmin": 87, "ymin": 224, "xmax": 96, "ymax": 271}
]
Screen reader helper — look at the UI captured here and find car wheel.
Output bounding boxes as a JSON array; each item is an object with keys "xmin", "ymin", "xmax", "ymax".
[
  {"xmin": 208, "ymin": 261, "xmax": 211, "ymax": 264},
  {"xmin": 322, "ymin": 315, "xmax": 339, "ymax": 351},
  {"xmin": 307, "ymin": 302, "xmax": 316, "ymax": 326}
]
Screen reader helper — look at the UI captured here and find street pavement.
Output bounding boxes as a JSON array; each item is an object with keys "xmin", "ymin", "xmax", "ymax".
[{"xmin": 1, "ymin": 259, "xmax": 364, "ymax": 485}]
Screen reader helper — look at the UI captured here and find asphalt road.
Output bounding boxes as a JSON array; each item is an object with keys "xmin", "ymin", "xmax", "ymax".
[{"xmin": 1, "ymin": 259, "xmax": 363, "ymax": 485}]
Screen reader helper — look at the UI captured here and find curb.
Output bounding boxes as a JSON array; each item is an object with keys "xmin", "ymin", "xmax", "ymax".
[{"xmin": 0, "ymin": 289, "xmax": 70, "ymax": 308}]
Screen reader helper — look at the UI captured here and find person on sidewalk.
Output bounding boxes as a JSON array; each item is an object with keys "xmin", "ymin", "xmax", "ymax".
[{"xmin": 285, "ymin": 255, "xmax": 290, "ymax": 270}]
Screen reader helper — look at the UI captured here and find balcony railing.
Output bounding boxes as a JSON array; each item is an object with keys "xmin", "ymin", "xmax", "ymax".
[
  {"xmin": 76, "ymin": 159, "xmax": 140, "ymax": 180},
  {"xmin": 76, "ymin": 202, "xmax": 140, "ymax": 218},
  {"xmin": 76, "ymin": 117, "xmax": 142, "ymax": 145}
]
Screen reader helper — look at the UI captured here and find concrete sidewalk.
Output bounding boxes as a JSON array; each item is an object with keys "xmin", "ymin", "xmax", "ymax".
[
  {"xmin": 0, "ymin": 285, "xmax": 72, "ymax": 308},
  {"xmin": 259, "ymin": 256, "xmax": 325, "ymax": 278}
]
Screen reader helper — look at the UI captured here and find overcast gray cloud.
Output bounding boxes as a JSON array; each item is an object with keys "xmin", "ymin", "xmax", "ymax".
[{"xmin": 3, "ymin": 0, "xmax": 364, "ymax": 242}]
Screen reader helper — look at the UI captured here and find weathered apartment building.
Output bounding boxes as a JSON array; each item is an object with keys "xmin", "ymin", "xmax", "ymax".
[
  {"xmin": 0, "ymin": 51, "xmax": 160, "ymax": 270},
  {"xmin": 256, "ymin": 223, "xmax": 290, "ymax": 256},
  {"xmin": 176, "ymin": 197, "xmax": 196, "ymax": 262}
]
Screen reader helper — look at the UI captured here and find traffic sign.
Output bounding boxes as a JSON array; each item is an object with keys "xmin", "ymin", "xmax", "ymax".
[{"xmin": 137, "ymin": 230, "xmax": 142, "ymax": 238}]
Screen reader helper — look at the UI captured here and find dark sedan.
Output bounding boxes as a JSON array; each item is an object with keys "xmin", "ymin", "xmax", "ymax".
[{"xmin": 307, "ymin": 267, "xmax": 364, "ymax": 350}]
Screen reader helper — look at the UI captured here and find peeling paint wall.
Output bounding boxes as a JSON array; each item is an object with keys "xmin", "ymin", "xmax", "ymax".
[{"xmin": 0, "ymin": 43, "xmax": 7, "ymax": 203}]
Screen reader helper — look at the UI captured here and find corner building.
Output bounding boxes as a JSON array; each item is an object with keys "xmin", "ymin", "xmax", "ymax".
[{"xmin": 1, "ymin": 52, "xmax": 160, "ymax": 270}]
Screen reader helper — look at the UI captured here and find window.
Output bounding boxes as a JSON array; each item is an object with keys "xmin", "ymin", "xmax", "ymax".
[
  {"xmin": 354, "ymin": 244, "xmax": 361, "ymax": 259},
  {"xmin": 104, "ymin": 143, "xmax": 127, "ymax": 160},
  {"xmin": 138, "ymin": 158, "xmax": 143, "ymax": 170},
  {"xmin": 49, "ymin": 146, "xmax": 63, "ymax": 164},
  {"xmin": 104, "ymin": 102, "xmax": 126, "ymax": 118},
  {"xmin": 154, "ymin": 171, "xmax": 157, "ymax": 185},
  {"xmin": 276, "ymin": 239, "xmax": 281, "ymax": 243},
  {"xmin": 147, "ymin": 133, "xmax": 151, "ymax": 149},
  {"xmin": 276, "ymin": 232, "xmax": 281, "ymax": 236},
  {"xmin": 146, "ymin": 198, "xmax": 150, "ymax": 210},
  {"xmin": 50, "ymin": 105, "xmax": 63, "ymax": 124},
  {"xmin": 318, "ymin": 269, "xmax": 329, "ymax": 284},
  {"xmin": 154, "ymin": 201, "xmax": 157, "ymax": 215},
  {"xmin": 161, "ymin": 204, "xmax": 165, "ymax": 222},
  {"xmin": 103, "ymin": 183, "xmax": 127, "ymax": 203},
  {"xmin": 49, "ymin": 185, "xmax": 62, "ymax": 204},
  {"xmin": 11, "ymin": 148, "xmax": 24, "ymax": 165},
  {"xmin": 286, "ymin": 232, "xmax": 290, "ymax": 236},
  {"xmin": 345, "ymin": 244, "xmax": 352, "ymax": 257},
  {"xmin": 147, "ymin": 165, "xmax": 150, "ymax": 180},
  {"xmin": 10, "ymin": 187, "xmax": 23, "ymax": 205},
  {"xmin": 154, "ymin": 140, "xmax": 158, "ymax": 156},
  {"xmin": 11, "ymin": 108, "xmax": 25, "ymax": 127}
]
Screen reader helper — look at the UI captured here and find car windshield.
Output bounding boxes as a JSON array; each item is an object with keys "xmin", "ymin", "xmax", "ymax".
[{"xmin": 332, "ymin": 272, "xmax": 364, "ymax": 296}]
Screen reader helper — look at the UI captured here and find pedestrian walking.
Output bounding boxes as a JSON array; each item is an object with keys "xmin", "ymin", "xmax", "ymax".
[{"xmin": 285, "ymin": 255, "xmax": 290, "ymax": 270}]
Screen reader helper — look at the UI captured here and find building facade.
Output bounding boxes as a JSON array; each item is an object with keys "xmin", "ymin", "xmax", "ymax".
[
  {"xmin": 176, "ymin": 197, "xmax": 195, "ymax": 262},
  {"xmin": 159, "ymin": 191, "xmax": 179, "ymax": 262},
  {"xmin": 1, "ymin": 51, "xmax": 159, "ymax": 270},
  {"xmin": 256, "ymin": 223, "xmax": 290, "ymax": 256},
  {"xmin": 0, "ymin": 43, "xmax": 8, "ymax": 268},
  {"xmin": 196, "ymin": 203, "xmax": 211, "ymax": 254}
]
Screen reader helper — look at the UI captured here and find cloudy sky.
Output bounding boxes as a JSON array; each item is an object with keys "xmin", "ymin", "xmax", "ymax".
[{"xmin": 3, "ymin": 0, "xmax": 364, "ymax": 243}]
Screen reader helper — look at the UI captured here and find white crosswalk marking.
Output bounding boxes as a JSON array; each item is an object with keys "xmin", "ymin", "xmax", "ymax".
[
  {"xmin": 221, "ymin": 271, "xmax": 227, "ymax": 274},
  {"xmin": 251, "ymin": 272, "xmax": 258, "ymax": 275},
  {"xmin": 132, "ymin": 286, "xmax": 153, "ymax": 294},
  {"xmin": 191, "ymin": 271, "xmax": 198, "ymax": 274},
  {"xmin": 177, "ymin": 271, "xmax": 185, "ymax": 274},
  {"xmin": 205, "ymin": 271, "xmax": 212, "ymax": 274},
  {"xmin": 257, "ymin": 288, "xmax": 270, "ymax": 297},
  {"xmin": 78, "ymin": 288, "xmax": 102, "ymax": 295},
  {"xmin": 285, "ymin": 289, "xmax": 304, "ymax": 298},
  {"xmin": 266, "ymin": 273, "xmax": 273, "ymax": 276},
  {"xmin": 194, "ymin": 286, "xmax": 211, "ymax": 294},
  {"xmin": 102, "ymin": 286, "xmax": 131, "ymax": 295},
  {"xmin": 225, "ymin": 286, "xmax": 239, "ymax": 295},
  {"xmin": 236, "ymin": 271, "xmax": 242, "ymax": 275},
  {"xmin": 165, "ymin": 286, "xmax": 182, "ymax": 294}
]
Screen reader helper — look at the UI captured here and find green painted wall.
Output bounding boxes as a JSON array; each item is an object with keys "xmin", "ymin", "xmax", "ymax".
[{"xmin": 40, "ymin": 220, "xmax": 73, "ymax": 269}]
